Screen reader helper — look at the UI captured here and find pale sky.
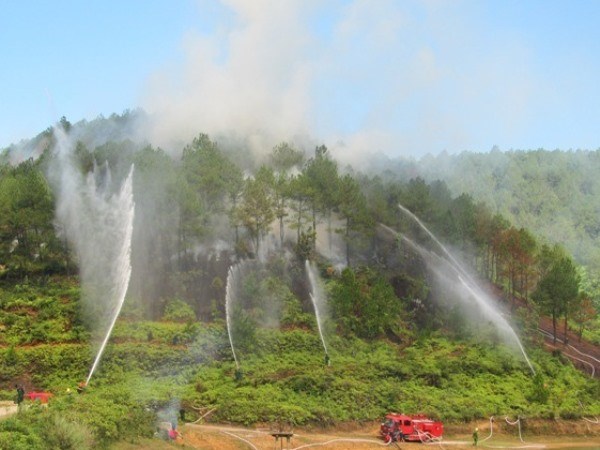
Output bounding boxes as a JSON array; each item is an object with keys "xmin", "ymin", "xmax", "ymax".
[{"xmin": 2, "ymin": 0, "xmax": 600, "ymax": 158}]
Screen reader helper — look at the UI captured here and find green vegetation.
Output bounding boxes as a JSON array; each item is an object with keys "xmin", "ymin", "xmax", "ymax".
[
  {"xmin": 375, "ymin": 150, "xmax": 600, "ymax": 343},
  {"xmin": 409, "ymin": 150, "xmax": 600, "ymax": 270},
  {"xmin": 1, "ymin": 274, "xmax": 598, "ymax": 448},
  {"xmin": 1, "ymin": 116, "xmax": 599, "ymax": 447}
]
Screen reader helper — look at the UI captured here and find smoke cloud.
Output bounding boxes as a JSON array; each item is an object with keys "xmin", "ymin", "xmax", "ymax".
[
  {"xmin": 140, "ymin": 0, "xmax": 538, "ymax": 162},
  {"xmin": 141, "ymin": 0, "xmax": 315, "ymax": 158}
]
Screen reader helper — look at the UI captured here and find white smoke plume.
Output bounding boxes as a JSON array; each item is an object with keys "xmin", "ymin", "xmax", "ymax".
[
  {"xmin": 139, "ymin": 0, "xmax": 537, "ymax": 163},
  {"xmin": 141, "ymin": 0, "xmax": 315, "ymax": 159}
]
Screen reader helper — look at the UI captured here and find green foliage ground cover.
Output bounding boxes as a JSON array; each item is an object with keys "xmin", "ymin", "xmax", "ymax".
[
  {"xmin": 582, "ymin": 325, "xmax": 600, "ymax": 346},
  {"xmin": 2, "ymin": 321, "xmax": 599, "ymax": 448},
  {"xmin": 0, "ymin": 277, "xmax": 84, "ymax": 346},
  {"xmin": 189, "ymin": 330, "xmax": 599, "ymax": 425},
  {"xmin": 1, "ymin": 269, "xmax": 599, "ymax": 449}
]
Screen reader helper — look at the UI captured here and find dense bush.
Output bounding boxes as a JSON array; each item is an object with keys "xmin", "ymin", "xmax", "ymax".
[
  {"xmin": 0, "ymin": 323, "xmax": 598, "ymax": 447},
  {"xmin": 182, "ymin": 329, "xmax": 600, "ymax": 425},
  {"xmin": 0, "ymin": 406, "xmax": 94, "ymax": 450},
  {"xmin": 0, "ymin": 416, "xmax": 45, "ymax": 450},
  {"xmin": 0, "ymin": 277, "xmax": 84, "ymax": 346},
  {"xmin": 0, "ymin": 388, "xmax": 156, "ymax": 449},
  {"xmin": 162, "ymin": 299, "xmax": 196, "ymax": 323},
  {"xmin": 329, "ymin": 267, "xmax": 408, "ymax": 340}
]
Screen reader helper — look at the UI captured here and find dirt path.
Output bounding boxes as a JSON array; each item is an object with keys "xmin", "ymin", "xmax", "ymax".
[
  {"xmin": 177, "ymin": 423, "xmax": 600, "ymax": 450},
  {"xmin": 487, "ymin": 282, "xmax": 600, "ymax": 378},
  {"xmin": 0, "ymin": 401, "xmax": 18, "ymax": 419},
  {"xmin": 538, "ymin": 322, "xmax": 600, "ymax": 378}
]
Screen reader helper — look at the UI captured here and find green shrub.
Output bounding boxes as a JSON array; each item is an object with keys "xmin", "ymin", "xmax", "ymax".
[
  {"xmin": 43, "ymin": 414, "xmax": 95, "ymax": 450},
  {"xmin": 162, "ymin": 299, "xmax": 196, "ymax": 323},
  {"xmin": 0, "ymin": 416, "xmax": 44, "ymax": 450}
]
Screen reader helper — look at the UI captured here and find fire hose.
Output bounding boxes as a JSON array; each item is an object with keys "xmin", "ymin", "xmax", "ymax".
[
  {"xmin": 479, "ymin": 416, "xmax": 495, "ymax": 443},
  {"xmin": 505, "ymin": 415, "xmax": 524, "ymax": 442}
]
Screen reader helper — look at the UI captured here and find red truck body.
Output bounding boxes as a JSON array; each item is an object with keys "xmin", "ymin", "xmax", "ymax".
[
  {"xmin": 26, "ymin": 392, "xmax": 53, "ymax": 403},
  {"xmin": 380, "ymin": 413, "xmax": 443, "ymax": 443}
]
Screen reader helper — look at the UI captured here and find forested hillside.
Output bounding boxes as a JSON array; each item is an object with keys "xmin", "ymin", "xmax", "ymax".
[
  {"xmin": 371, "ymin": 149, "xmax": 600, "ymax": 274},
  {"xmin": 1, "ymin": 116, "xmax": 599, "ymax": 448}
]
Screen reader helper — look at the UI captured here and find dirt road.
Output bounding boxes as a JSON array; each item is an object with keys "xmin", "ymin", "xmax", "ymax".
[
  {"xmin": 0, "ymin": 401, "xmax": 17, "ymax": 419},
  {"xmin": 178, "ymin": 422, "xmax": 600, "ymax": 450}
]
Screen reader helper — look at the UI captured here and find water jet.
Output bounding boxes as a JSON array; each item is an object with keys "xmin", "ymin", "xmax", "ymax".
[
  {"xmin": 86, "ymin": 165, "xmax": 135, "ymax": 384},
  {"xmin": 383, "ymin": 213, "xmax": 535, "ymax": 375},
  {"xmin": 225, "ymin": 264, "xmax": 241, "ymax": 370},
  {"xmin": 305, "ymin": 260, "xmax": 329, "ymax": 360}
]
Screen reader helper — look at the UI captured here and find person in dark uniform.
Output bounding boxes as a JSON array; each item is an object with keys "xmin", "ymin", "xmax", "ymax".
[{"xmin": 15, "ymin": 384, "xmax": 25, "ymax": 409}]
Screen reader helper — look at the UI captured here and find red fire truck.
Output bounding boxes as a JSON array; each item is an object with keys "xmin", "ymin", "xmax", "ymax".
[{"xmin": 380, "ymin": 413, "xmax": 443, "ymax": 443}]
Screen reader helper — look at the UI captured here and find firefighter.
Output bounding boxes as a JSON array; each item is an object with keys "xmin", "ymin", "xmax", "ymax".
[
  {"xmin": 15, "ymin": 385, "xmax": 25, "ymax": 410},
  {"xmin": 472, "ymin": 427, "xmax": 479, "ymax": 446}
]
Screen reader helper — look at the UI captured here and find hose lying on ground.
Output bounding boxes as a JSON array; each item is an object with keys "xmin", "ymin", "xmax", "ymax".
[
  {"xmin": 479, "ymin": 416, "xmax": 495, "ymax": 443},
  {"xmin": 505, "ymin": 416, "xmax": 524, "ymax": 443}
]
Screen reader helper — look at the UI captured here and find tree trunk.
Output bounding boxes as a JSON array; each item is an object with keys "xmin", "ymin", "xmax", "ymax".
[
  {"xmin": 552, "ymin": 312, "xmax": 557, "ymax": 345},
  {"xmin": 232, "ymin": 196, "xmax": 239, "ymax": 247},
  {"xmin": 296, "ymin": 200, "xmax": 303, "ymax": 242},
  {"xmin": 345, "ymin": 217, "xmax": 350, "ymax": 267},
  {"xmin": 278, "ymin": 197, "xmax": 285, "ymax": 248},
  {"xmin": 312, "ymin": 201, "xmax": 317, "ymax": 249},
  {"xmin": 63, "ymin": 237, "xmax": 71, "ymax": 276},
  {"xmin": 328, "ymin": 210, "xmax": 333, "ymax": 252},
  {"xmin": 511, "ymin": 269, "xmax": 517, "ymax": 310},
  {"xmin": 178, "ymin": 214, "xmax": 183, "ymax": 270}
]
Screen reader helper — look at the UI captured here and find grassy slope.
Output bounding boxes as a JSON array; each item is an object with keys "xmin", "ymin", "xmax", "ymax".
[
  {"xmin": 1, "ymin": 278, "xmax": 599, "ymax": 448},
  {"xmin": 2, "ymin": 323, "xmax": 599, "ymax": 421}
]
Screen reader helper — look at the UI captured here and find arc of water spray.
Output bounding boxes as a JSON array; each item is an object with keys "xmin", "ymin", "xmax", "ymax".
[
  {"xmin": 225, "ymin": 265, "xmax": 240, "ymax": 369},
  {"xmin": 392, "ymin": 206, "xmax": 536, "ymax": 375},
  {"xmin": 305, "ymin": 260, "xmax": 328, "ymax": 357},
  {"xmin": 86, "ymin": 165, "xmax": 135, "ymax": 385},
  {"xmin": 457, "ymin": 275, "xmax": 535, "ymax": 373},
  {"xmin": 397, "ymin": 204, "xmax": 473, "ymax": 282}
]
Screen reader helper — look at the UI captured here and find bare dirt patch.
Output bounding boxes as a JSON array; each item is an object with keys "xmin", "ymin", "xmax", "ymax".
[{"xmin": 0, "ymin": 401, "xmax": 18, "ymax": 419}]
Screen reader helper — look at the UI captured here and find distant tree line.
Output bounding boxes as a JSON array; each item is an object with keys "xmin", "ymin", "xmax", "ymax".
[
  {"xmin": 0, "ymin": 122, "xmax": 597, "ymax": 343},
  {"xmin": 382, "ymin": 148, "xmax": 600, "ymax": 274}
]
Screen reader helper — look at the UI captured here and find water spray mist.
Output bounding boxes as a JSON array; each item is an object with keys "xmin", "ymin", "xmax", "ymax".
[
  {"xmin": 225, "ymin": 264, "xmax": 241, "ymax": 370},
  {"xmin": 306, "ymin": 260, "xmax": 329, "ymax": 362},
  {"xmin": 386, "ymin": 208, "xmax": 535, "ymax": 375}
]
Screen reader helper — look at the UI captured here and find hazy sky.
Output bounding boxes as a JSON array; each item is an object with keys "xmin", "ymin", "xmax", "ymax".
[{"xmin": 2, "ymin": 0, "xmax": 600, "ymax": 158}]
